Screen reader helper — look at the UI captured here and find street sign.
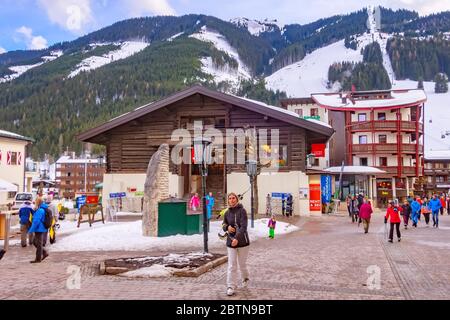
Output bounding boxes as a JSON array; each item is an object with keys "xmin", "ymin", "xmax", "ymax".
[
  {"xmin": 271, "ymin": 192, "xmax": 289, "ymax": 199},
  {"xmin": 109, "ymin": 192, "xmax": 126, "ymax": 198}
]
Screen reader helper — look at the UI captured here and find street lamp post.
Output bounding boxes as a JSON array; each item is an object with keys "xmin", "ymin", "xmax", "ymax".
[
  {"xmin": 246, "ymin": 160, "xmax": 257, "ymax": 228},
  {"xmin": 194, "ymin": 137, "xmax": 212, "ymax": 253}
]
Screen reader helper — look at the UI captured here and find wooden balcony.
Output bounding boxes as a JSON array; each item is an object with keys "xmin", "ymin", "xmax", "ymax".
[
  {"xmin": 377, "ymin": 166, "xmax": 420, "ymax": 176},
  {"xmin": 351, "ymin": 143, "xmax": 424, "ymax": 154},
  {"xmin": 349, "ymin": 120, "xmax": 423, "ymax": 132}
]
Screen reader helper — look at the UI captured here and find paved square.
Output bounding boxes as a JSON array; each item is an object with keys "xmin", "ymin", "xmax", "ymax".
[{"xmin": 1, "ymin": 211, "xmax": 450, "ymax": 300}]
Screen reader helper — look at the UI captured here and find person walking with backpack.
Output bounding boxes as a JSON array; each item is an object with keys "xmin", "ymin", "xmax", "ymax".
[
  {"xmin": 411, "ymin": 197, "xmax": 421, "ymax": 228},
  {"xmin": 19, "ymin": 200, "xmax": 34, "ymax": 247},
  {"xmin": 222, "ymin": 192, "xmax": 250, "ymax": 297},
  {"xmin": 429, "ymin": 194, "xmax": 442, "ymax": 228},
  {"xmin": 28, "ymin": 197, "xmax": 52, "ymax": 263},
  {"xmin": 385, "ymin": 201, "xmax": 402, "ymax": 243}
]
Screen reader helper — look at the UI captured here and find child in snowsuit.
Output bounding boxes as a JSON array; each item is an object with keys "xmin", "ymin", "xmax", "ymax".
[
  {"xmin": 190, "ymin": 193, "xmax": 200, "ymax": 212},
  {"xmin": 268, "ymin": 215, "xmax": 276, "ymax": 239}
]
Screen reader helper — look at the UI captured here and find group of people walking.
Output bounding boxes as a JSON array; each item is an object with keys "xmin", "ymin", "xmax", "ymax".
[
  {"xmin": 346, "ymin": 192, "xmax": 446, "ymax": 243},
  {"xmin": 17, "ymin": 196, "xmax": 56, "ymax": 263}
]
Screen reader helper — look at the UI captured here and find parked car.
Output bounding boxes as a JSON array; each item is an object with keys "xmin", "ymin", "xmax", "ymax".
[{"xmin": 12, "ymin": 192, "xmax": 34, "ymax": 210}]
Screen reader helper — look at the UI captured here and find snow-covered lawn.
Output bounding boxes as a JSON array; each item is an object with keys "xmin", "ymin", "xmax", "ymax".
[{"xmin": 49, "ymin": 218, "xmax": 299, "ymax": 252}]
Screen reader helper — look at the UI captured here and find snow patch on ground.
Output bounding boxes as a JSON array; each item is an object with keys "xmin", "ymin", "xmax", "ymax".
[
  {"xmin": 415, "ymin": 240, "xmax": 450, "ymax": 249},
  {"xmin": 190, "ymin": 26, "xmax": 251, "ymax": 88},
  {"xmin": 118, "ymin": 264, "xmax": 178, "ymax": 278},
  {"xmin": 68, "ymin": 41, "xmax": 149, "ymax": 78},
  {"xmin": 49, "ymin": 218, "xmax": 299, "ymax": 252},
  {"xmin": 265, "ymin": 39, "xmax": 364, "ymax": 97},
  {"xmin": 167, "ymin": 32, "xmax": 184, "ymax": 41},
  {"xmin": 0, "ymin": 50, "xmax": 63, "ymax": 83}
]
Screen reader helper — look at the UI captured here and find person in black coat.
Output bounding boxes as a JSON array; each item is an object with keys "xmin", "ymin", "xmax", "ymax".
[
  {"xmin": 0, "ymin": 249, "xmax": 5, "ymax": 260},
  {"xmin": 222, "ymin": 192, "xmax": 250, "ymax": 296},
  {"xmin": 286, "ymin": 193, "xmax": 293, "ymax": 217},
  {"xmin": 401, "ymin": 199, "xmax": 412, "ymax": 229}
]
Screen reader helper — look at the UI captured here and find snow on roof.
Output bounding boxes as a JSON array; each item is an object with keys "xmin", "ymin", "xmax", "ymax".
[
  {"xmin": 56, "ymin": 155, "xmax": 100, "ymax": 164},
  {"xmin": 0, "ymin": 129, "xmax": 33, "ymax": 142},
  {"xmin": 311, "ymin": 89, "xmax": 427, "ymax": 109},
  {"xmin": 324, "ymin": 166, "xmax": 386, "ymax": 174},
  {"xmin": 238, "ymin": 96, "xmax": 333, "ymax": 129},
  {"xmin": 0, "ymin": 178, "xmax": 18, "ymax": 192},
  {"xmin": 425, "ymin": 150, "xmax": 450, "ymax": 160}
]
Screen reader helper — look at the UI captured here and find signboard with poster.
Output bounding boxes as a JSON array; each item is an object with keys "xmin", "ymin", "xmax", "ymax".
[
  {"xmin": 309, "ymin": 184, "xmax": 321, "ymax": 211},
  {"xmin": 311, "ymin": 144, "xmax": 326, "ymax": 157}
]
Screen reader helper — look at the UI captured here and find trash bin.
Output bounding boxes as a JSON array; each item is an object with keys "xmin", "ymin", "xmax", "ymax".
[{"xmin": 158, "ymin": 198, "xmax": 202, "ymax": 237}]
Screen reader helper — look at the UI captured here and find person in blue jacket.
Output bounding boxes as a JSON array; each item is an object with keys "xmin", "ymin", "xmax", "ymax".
[
  {"xmin": 28, "ymin": 198, "xmax": 49, "ymax": 263},
  {"xmin": 429, "ymin": 194, "xmax": 442, "ymax": 228},
  {"xmin": 206, "ymin": 192, "xmax": 215, "ymax": 221},
  {"xmin": 19, "ymin": 200, "xmax": 34, "ymax": 247},
  {"xmin": 410, "ymin": 197, "xmax": 421, "ymax": 228}
]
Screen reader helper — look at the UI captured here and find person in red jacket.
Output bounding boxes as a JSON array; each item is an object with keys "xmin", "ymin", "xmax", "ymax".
[
  {"xmin": 440, "ymin": 195, "xmax": 446, "ymax": 216},
  {"xmin": 385, "ymin": 201, "xmax": 402, "ymax": 243},
  {"xmin": 359, "ymin": 199, "xmax": 373, "ymax": 233}
]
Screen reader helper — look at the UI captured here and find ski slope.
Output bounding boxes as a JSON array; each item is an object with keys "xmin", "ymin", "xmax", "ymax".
[
  {"xmin": 68, "ymin": 41, "xmax": 149, "ymax": 78},
  {"xmin": 0, "ymin": 50, "xmax": 63, "ymax": 83},
  {"xmin": 265, "ymin": 5, "xmax": 450, "ymax": 158},
  {"xmin": 190, "ymin": 26, "xmax": 251, "ymax": 89}
]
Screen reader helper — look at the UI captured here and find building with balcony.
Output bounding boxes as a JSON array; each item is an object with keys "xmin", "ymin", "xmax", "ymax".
[
  {"xmin": 422, "ymin": 151, "xmax": 450, "ymax": 195},
  {"xmin": 311, "ymin": 89, "xmax": 426, "ymax": 207},
  {"xmin": 56, "ymin": 152, "xmax": 106, "ymax": 199}
]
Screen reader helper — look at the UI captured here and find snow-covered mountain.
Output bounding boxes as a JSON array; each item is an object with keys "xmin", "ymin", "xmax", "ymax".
[
  {"xmin": 1, "ymin": 8, "xmax": 450, "ymax": 158},
  {"xmin": 230, "ymin": 17, "xmax": 280, "ymax": 36},
  {"xmin": 265, "ymin": 5, "xmax": 450, "ymax": 158}
]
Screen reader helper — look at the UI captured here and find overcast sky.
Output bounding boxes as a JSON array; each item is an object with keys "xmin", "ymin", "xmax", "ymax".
[{"xmin": 1, "ymin": 0, "xmax": 450, "ymax": 52}]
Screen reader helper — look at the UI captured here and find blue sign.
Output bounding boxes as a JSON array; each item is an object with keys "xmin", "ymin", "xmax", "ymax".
[
  {"xmin": 76, "ymin": 195, "xmax": 86, "ymax": 211},
  {"xmin": 271, "ymin": 192, "xmax": 289, "ymax": 199},
  {"xmin": 109, "ymin": 192, "xmax": 126, "ymax": 198},
  {"xmin": 321, "ymin": 175, "xmax": 332, "ymax": 204}
]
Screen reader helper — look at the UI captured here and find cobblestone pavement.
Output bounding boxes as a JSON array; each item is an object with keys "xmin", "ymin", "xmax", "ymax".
[{"xmin": 1, "ymin": 211, "xmax": 450, "ymax": 300}]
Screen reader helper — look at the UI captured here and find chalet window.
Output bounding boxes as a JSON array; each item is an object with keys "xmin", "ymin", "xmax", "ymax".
[
  {"xmin": 359, "ymin": 135, "xmax": 368, "ymax": 144},
  {"xmin": 379, "ymin": 135, "xmax": 387, "ymax": 144},
  {"xmin": 310, "ymin": 108, "xmax": 319, "ymax": 117},
  {"xmin": 294, "ymin": 109, "xmax": 303, "ymax": 117},
  {"xmin": 313, "ymin": 158, "xmax": 320, "ymax": 166},
  {"xmin": 260, "ymin": 145, "xmax": 288, "ymax": 167},
  {"xmin": 9, "ymin": 152, "xmax": 18, "ymax": 165},
  {"xmin": 379, "ymin": 157, "xmax": 387, "ymax": 166},
  {"xmin": 360, "ymin": 158, "xmax": 368, "ymax": 166},
  {"xmin": 377, "ymin": 113, "xmax": 386, "ymax": 120},
  {"xmin": 427, "ymin": 176, "xmax": 433, "ymax": 183},
  {"xmin": 436, "ymin": 176, "xmax": 445, "ymax": 183},
  {"xmin": 358, "ymin": 113, "xmax": 366, "ymax": 122}
]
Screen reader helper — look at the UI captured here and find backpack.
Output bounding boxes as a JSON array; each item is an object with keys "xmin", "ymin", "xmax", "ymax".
[{"xmin": 43, "ymin": 207, "xmax": 53, "ymax": 229}]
